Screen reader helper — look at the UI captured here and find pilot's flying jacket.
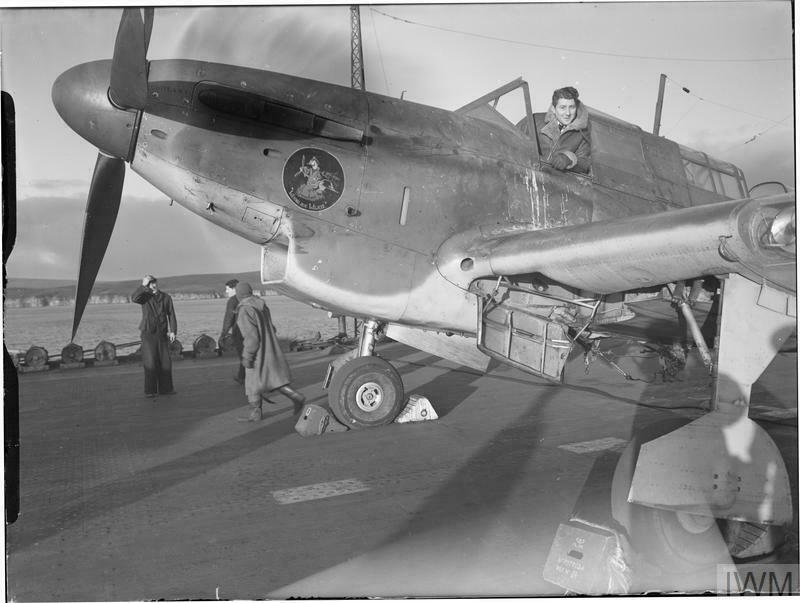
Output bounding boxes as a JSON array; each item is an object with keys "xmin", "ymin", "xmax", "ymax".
[
  {"xmin": 236, "ymin": 294, "xmax": 291, "ymax": 395},
  {"xmin": 131, "ymin": 286, "xmax": 177, "ymax": 337},
  {"xmin": 539, "ymin": 103, "xmax": 592, "ymax": 173}
]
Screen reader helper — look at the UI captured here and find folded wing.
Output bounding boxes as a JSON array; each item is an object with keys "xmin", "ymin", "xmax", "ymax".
[{"xmin": 437, "ymin": 193, "xmax": 796, "ymax": 295}]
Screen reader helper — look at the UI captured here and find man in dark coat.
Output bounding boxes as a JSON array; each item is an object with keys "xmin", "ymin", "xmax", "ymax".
[
  {"xmin": 219, "ymin": 278, "xmax": 245, "ymax": 384},
  {"xmin": 235, "ymin": 282, "xmax": 305, "ymax": 422},
  {"xmin": 132, "ymin": 275, "xmax": 177, "ymax": 397},
  {"xmin": 538, "ymin": 86, "xmax": 591, "ymax": 173}
]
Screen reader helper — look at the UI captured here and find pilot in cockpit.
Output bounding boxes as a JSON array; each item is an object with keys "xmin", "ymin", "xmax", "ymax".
[{"xmin": 538, "ymin": 86, "xmax": 591, "ymax": 173}]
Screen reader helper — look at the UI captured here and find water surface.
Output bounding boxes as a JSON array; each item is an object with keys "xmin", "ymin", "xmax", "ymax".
[{"xmin": 4, "ymin": 297, "xmax": 342, "ymax": 355}]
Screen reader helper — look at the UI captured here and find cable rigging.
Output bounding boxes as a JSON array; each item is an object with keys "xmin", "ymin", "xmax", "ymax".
[
  {"xmin": 660, "ymin": 76, "xmax": 792, "ymax": 147},
  {"xmin": 370, "ymin": 8, "xmax": 792, "ymax": 64},
  {"xmin": 665, "ymin": 75, "xmax": 791, "ymax": 127},
  {"xmin": 368, "ymin": 7, "xmax": 391, "ymax": 96}
]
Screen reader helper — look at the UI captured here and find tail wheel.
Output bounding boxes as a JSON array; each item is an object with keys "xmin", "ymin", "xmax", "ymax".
[
  {"xmin": 611, "ymin": 419, "xmax": 731, "ymax": 573},
  {"xmin": 328, "ymin": 356, "xmax": 405, "ymax": 429}
]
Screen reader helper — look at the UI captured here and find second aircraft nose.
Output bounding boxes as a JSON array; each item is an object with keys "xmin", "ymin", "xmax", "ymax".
[{"xmin": 52, "ymin": 59, "xmax": 139, "ymax": 161}]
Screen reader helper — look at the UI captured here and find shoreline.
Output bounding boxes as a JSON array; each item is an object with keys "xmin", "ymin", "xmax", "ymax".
[
  {"xmin": 4, "ymin": 290, "xmax": 279, "ymax": 309},
  {"xmin": 4, "ymin": 297, "xmax": 346, "ymax": 358}
]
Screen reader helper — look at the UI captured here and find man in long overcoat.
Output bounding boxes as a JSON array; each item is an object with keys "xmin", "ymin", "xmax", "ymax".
[
  {"xmin": 235, "ymin": 282, "xmax": 305, "ymax": 421},
  {"xmin": 132, "ymin": 274, "xmax": 177, "ymax": 397}
]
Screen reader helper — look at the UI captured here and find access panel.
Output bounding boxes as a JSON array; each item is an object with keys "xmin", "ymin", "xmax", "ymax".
[{"xmin": 477, "ymin": 295, "xmax": 572, "ymax": 382}]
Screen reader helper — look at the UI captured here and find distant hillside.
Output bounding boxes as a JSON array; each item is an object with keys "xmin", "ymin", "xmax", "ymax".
[
  {"xmin": 5, "ymin": 271, "xmax": 264, "ymax": 307},
  {"xmin": 6, "ymin": 278, "xmax": 77, "ymax": 289}
]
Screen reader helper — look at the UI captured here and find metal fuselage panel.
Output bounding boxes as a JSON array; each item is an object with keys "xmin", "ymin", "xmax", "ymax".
[
  {"xmin": 132, "ymin": 60, "xmax": 735, "ymax": 330},
  {"xmin": 130, "ymin": 60, "xmax": 556, "ymax": 331}
]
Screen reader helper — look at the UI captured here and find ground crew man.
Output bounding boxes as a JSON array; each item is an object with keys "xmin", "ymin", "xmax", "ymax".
[
  {"xmin": 132, "ymin": 275, "xmax": 177, "ymax": 398},
  {"xmin": 235, "ymin": 282, "xmax": 305, "ymax": 421},
  {"xmin": 220, "ymin": 278, "xmax": 245, "ymax": 384}
]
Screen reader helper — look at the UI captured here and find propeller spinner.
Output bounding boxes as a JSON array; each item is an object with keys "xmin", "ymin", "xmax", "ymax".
[{"xmin": 51, "ymin": 8, "xmax": 153, "ymax": 340}]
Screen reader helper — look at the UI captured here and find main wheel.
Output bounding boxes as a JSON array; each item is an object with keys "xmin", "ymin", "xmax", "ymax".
[
  {"xmin": 610, "ymin": 419, "xmax": 731, "ymax": 574},
  {"xmin": 328, "ymin": 356, "xmax": 405, "ymax": 429}
]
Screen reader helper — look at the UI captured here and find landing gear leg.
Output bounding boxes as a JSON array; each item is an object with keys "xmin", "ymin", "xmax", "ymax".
[
  {"xmin": 327, "ymin": 319, "xmax": 405, "ymax": 429},
  {"xmin": 672, "ymin": 280, "xmax": 714, "ymax": 371}
]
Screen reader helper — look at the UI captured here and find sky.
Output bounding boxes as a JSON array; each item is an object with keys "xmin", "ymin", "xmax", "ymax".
[{"xmin": 0, "ymin": 1, "xmax": 795, "ymax": 280}]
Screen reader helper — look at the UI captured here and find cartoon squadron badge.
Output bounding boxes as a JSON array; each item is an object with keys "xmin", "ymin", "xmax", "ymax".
[{"xmin": 283, "ymin": 148, "xmax": 345, "ymax": 211}]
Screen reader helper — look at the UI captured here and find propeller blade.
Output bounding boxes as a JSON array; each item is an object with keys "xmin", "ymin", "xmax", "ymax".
[
  {"xmin": 72, "ymin": 153, "xmax": 125, "ymax": 341},
  {"xmin": 109, "ymin": 7, "xmax": 154, "ymax": 109}
]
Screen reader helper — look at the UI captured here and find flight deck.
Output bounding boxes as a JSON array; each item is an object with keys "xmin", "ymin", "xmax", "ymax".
[{"xmin": 6, "ymin": 329, "xmax": 798, "ymax": 599}]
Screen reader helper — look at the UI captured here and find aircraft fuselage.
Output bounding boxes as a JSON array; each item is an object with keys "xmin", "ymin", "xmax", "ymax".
[
  {"xmin": 117, "ymin": 59, "xmax": 592, "ymax": 332},
  {"xmin": 54, "ymin": 57, "xmax": 744, "ymax": 333}
]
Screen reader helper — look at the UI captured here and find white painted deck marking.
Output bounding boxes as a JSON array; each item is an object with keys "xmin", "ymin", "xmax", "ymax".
[
  {"xmin": 272, "ymin": 478, "xmax": 371, "ymax": 505},
  {"xmin": 558, "ymin": 437, "xmax": 628, "ymax": 455}
]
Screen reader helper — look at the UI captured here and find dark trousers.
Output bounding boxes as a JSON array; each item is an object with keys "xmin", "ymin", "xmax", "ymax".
[
  {"xmin": 141, "ymin": 331, "xmax": 173, "ymax": 394},
  {"xmin": 234, "ymin": 338, "xmax": 245, "ymax": 382}
]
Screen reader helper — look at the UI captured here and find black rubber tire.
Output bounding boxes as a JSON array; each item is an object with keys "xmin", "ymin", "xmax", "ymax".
[
  {"xmin": 610, "ymin": 418, "xmax": 731, "ymax": 574},
  {"xmin": 328, "ymin": 356, "xmax": 405, "ymax": 429}
]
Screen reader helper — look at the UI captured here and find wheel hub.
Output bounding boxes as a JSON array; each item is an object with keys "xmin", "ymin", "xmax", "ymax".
[{"xmin": 355, "ymin": 381, "xmax": 383, "ymax": 412}]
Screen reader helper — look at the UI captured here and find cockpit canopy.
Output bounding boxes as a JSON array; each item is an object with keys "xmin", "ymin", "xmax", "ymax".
[{"xmin": 458, "ymin": 78, "xmax": 749, "ymax": 208}]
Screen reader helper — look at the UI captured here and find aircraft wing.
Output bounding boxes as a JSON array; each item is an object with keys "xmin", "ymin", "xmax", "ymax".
[{"xmin": 437, "ymin": 193, "xmax": 796, "ymax": 295}]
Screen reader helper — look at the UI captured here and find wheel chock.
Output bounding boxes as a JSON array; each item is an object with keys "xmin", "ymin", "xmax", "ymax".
[
  {"xmin": 543, "ymin": 519, "xmax": 631, "ymax": 595},
  {"xmin": 294, "ymin": 404, "xmax": 349, "ymax": 437},
  {"xmin": 394, "ymin": 394, "xmax": 438, "ymax": 424}
]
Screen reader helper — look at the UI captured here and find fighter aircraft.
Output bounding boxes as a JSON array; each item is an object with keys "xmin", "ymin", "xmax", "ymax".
[{"xmin": 52, "ymin": 8, "xmax": 795, "ymax": 576}]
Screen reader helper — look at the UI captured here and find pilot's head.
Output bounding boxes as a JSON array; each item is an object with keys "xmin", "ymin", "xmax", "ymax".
[
  {"xmin": 552, "ymin": 86, "xmax": 581, "ymax": 127},
  {"xmin": 225, "ymin": 278, "xmax": 239, "ymax": 298}
]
